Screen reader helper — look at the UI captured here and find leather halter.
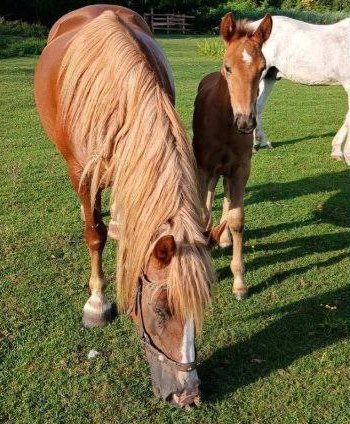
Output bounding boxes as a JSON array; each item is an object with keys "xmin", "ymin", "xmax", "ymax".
[{"xmin": 132, "ymin": 272, "xmax": 197, "ymax": 373}]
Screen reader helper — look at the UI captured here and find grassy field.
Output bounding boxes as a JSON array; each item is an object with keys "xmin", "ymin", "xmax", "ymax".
[{"xmin": 0, "ymin": 36, "xmax": 349, "ymax": 424}]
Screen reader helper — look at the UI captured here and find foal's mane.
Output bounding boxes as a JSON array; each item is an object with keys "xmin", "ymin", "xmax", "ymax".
[
  {"xmin": 58, "ymin": 10, "xmax": 214, "ymax": 330},
  {"xmin": 233, "ymin": 19, "xmax": 255, "ymax": 39}
]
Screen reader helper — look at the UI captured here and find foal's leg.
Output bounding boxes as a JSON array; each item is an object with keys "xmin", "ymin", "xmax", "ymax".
[
  {"xmin": 198, "ymin": 169, "xmax": 217, "ymax": 230},
  {"xmin": 254, "ymin": 77, "xmax": 276, "ymax": 149},
  {"xmin": 218, "ymin": 177, "xmax": 233, "ymax": 248},
  {"xmin": 227, "ymin": 166, "xmax": 250, "ymax": 300},
  {"xmin": 108, "ymin": 200, "xmax": 120, "ymax": 240},
  {"xmin": 204, "ymin": 175, "xmax": 218, "ymax": 230}
]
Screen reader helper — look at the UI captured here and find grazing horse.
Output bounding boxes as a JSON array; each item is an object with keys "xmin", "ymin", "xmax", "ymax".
[
  {"xmin": 193, "ymin": 13, "xmax": 273, "ymax": 299},
  {"xmin": 251, "ymin": 16, "xmax": 350, "ymax": 164},
  {"xmin": 34, "ymin": 5, "xmax": 220, "ymax": 408}
]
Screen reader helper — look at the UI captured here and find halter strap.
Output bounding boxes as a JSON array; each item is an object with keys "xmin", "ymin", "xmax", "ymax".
[{"xmin": 134, "ymin": 273, "xmax": 197, "ymax": 373}]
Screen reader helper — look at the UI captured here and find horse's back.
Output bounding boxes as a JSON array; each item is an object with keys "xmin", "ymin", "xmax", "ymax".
[
  {"xmin": 34, "ymin": 5, "xmax": 173, "ymax": 152},
  {"xmin": 47, "ymin": 4, "xmax": 152, "ymax": 44}
]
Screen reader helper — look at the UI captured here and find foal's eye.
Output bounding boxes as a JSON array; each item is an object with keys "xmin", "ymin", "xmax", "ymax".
[{"xmin": 224, "ymin": 65, "xmax": 232, "ymax": 74}]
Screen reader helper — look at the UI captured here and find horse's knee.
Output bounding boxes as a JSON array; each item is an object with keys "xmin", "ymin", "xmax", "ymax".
[
  {"xmin": 85, "ymin": 222, "xmax": 107, "ymax": 252},
  {"xmin": 227, "ymin": 214, "xmax": 244, "ymax": 233}
]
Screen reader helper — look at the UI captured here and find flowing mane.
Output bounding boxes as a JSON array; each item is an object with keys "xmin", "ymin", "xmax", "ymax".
[{"xmin": 58, "ymin": 10, "xmax": 214, "ymax": 330}]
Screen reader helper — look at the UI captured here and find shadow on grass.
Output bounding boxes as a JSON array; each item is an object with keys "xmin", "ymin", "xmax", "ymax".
[
  {"xmin": 213, "ymin": 170, "xmax": 350, "ymax": 212},
  {"xmin": 199, "ymin": 286, "xmax": 349, "ymax": 403},
  {"xmin": 269, "ymin": 131, "xmax": 336, "ymax": 148}
]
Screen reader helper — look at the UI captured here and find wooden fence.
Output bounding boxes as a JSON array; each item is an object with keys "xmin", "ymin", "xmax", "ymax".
[{"xmin": 143, "ymin": 11, "xmax": 195, "ymax": 34}]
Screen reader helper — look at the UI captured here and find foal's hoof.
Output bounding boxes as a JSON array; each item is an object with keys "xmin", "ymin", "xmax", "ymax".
[
  {"xmin": 219, "ymin": 241, "xmax": 233, "ymax": 249},
  {"xmin": 82, "ymin": 295, "xmax": 112, "ymax": 328},
  {"xmin": 233, "ymin": 289, "xmax": 248, "ymax": 301}
]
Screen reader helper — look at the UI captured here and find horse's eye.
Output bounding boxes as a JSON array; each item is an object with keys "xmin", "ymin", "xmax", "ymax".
[
  {"xmin": 155, "ymin": 307, "xmax": 170, "ymax": 329},
  {"xmin": 224, "ymin": 65, "xmax": 232, "ymax": 74}
]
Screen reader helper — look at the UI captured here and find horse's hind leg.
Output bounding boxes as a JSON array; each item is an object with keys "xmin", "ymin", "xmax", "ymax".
[
  {"xmin": 331, "ymin": 111, "xmax": 348, "ymax": 161},
  {"xmin": 342, "ymin": 111, "xmax": 350, "ymax": 166}
]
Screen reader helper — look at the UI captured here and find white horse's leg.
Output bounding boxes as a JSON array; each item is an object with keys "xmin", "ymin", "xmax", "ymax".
[
  {"xmin": 331, "ymin": 111, "xmax": 348, "ymax": 161},
  {"xmin": 342, "ymin": 109, "xmax": 350, "ymax": 166},
  {"xmin": 254, "ymin": 77, "xmax": 276, "ymax": 149}
]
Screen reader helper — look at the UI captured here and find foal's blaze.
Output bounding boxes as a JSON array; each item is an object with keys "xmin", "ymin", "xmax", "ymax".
[{"xmin": 220, "ymin": 13, "xmax": 273, "ymax": 133}]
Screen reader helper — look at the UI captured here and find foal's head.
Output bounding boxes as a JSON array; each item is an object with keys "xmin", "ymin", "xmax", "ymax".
[
  {"xmin": 130, "ymin": 224, "xmax": 225, "ymax": 408},
  {"xmin": 220, "ymin": 13, "xmax": 272, "ymax": 133}
]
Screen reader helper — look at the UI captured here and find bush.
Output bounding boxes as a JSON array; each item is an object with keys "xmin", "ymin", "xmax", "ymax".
[
  {"xmin": 197, "ymin": 38, "xmax": 224, "ymax": 57},
  {"xmin": 195, "ymin": 5, "xmax": 349, "ymax": 32},
  {"xmin": 0, "ymin": 19, "xmax": 47, "ymax": 58}
]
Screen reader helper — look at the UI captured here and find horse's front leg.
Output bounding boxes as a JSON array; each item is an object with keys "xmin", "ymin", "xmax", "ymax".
[
  {"xmin": 254, "ymin": 76, "xmax": 276, "ymax": 150},
  {"xmin": 81, "ymin": 189, "xmax": 112, "ymax": 327},
  {"xmin": 69, "ymin": 164, "xmax": 112, "ymax": 327},
  {"xmin": 227, "ymin": 165, "xmax": 250, "ymax": 300}
]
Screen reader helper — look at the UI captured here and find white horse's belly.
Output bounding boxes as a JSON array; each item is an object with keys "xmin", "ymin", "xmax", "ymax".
[{"xmin": 262, "ymin": 17, "xmax": 350, "ymax": 86}]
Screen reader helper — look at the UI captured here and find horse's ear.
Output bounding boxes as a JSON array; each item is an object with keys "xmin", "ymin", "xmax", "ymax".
[
  {"xmin": 220, "ymin": 12, "xmax": 236, "ymax": 44},
  {"xmin": 203, "ymin": 221, "xmax": 227, "ymax": 248},
  {"xmin": 251, "ymin": 14, "xmax": 273, "ymax": 45},
  {"xmin": 153, "ymin": 235, "xmax": 176, "ymax": 265}
]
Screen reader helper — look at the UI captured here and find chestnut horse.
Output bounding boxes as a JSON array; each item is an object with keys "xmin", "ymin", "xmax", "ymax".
[
  {"xmin": 34, "ymin": 5, "xmax": 220, "ymax": 408},
  {"xmin": 193, "ymin": 13, "xmax": 273, "ymax": 299}
]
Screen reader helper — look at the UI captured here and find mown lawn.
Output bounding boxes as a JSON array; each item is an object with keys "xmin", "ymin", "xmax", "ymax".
[{"xmin": 0, "ymin": 36, "xmax": 349, "ymax": 424}]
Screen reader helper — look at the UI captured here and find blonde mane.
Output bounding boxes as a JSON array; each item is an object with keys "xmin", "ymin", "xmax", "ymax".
[{"xmin": 58, "ymin": 10, "xmax": 215, "ymax": 331}]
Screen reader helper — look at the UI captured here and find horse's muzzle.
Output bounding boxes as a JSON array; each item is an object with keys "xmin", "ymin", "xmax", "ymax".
[{"xmin": 235, "ymin": 113, "xmax": 256, "ymax": 134}]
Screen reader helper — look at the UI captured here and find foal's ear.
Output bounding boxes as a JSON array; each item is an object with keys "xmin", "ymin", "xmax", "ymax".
[
  {"xmin": 251, "ymin": 14, "xmax": 273, "ymax": 45},
  {"xmin": 153, "ymin": 235, "xmax": 176, "ymax": 265},
  {"xmin": 203, "ymin": 221, "xmax": 227, "ymax": 249},
  {"xmin": 220, "ymin": 12, "xmax": 236, "ymax": 44}
]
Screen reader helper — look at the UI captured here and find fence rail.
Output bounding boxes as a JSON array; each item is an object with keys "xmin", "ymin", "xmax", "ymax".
[{"xmin": 143, "ymin": 11, "xmax": 195, "ymax": 34}]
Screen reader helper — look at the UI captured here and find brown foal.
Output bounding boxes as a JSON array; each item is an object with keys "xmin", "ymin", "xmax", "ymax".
[{"xmin": 193, "ymin": 12, "xmax": 273, "ymax": 299}]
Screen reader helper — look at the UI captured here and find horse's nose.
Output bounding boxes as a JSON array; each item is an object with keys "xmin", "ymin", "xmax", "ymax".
[
  {"xmin": 235, "ymin": 113, "xmax": 256, "ymax": 134},
  {"xmin": 170, "ymin": 381, "xmax": 201, "ymax": 409}
]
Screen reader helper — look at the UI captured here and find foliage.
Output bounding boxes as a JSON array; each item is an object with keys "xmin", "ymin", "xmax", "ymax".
[
  {"xmin": 0, "ymin": 37, "xmax": 349, "ymax": 423},
  {"xmin": 196, "ymin": 4, "xmax": 349, "ymax": 32},
  {"xmin": 0, "ymin": 20, "xmax": 46, "ymax": 58},
  {"xmin": 197, "ymin": 38, "xmax": 224, "ymax": 57}
]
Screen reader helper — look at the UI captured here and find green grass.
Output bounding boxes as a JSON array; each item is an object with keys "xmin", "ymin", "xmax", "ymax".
[{"xmin": 0, "ymin": 36, "xmax": 349, "ymax": 424}]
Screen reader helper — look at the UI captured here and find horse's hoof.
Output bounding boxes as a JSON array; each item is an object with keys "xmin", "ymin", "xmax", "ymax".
[
  {"xmin": 234, "ymin": 290, "xmax": 248, "ymax": 300},
  {"xmin": 331, "ymin": 152, "xmax": 344, "ymax": 161},
  {"xmin": 82, "ymin": 296, "xmax": 112, "ymax": 328}
]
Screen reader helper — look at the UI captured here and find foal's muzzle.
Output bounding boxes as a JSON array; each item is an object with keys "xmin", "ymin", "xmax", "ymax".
[{"xmin": 235, "ymin": 113, "xmax": 256, "ymax": 134}]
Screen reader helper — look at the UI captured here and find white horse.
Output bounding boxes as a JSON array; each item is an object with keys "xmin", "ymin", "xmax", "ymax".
[{"xmin": 250, "ymin": 16, "xmax": 350, "ymax": 165}]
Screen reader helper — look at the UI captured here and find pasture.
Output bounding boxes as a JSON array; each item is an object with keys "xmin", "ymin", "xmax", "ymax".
[{"xmin": 0, "ymin": 36, "xmax": 349, "ymax": 423}]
